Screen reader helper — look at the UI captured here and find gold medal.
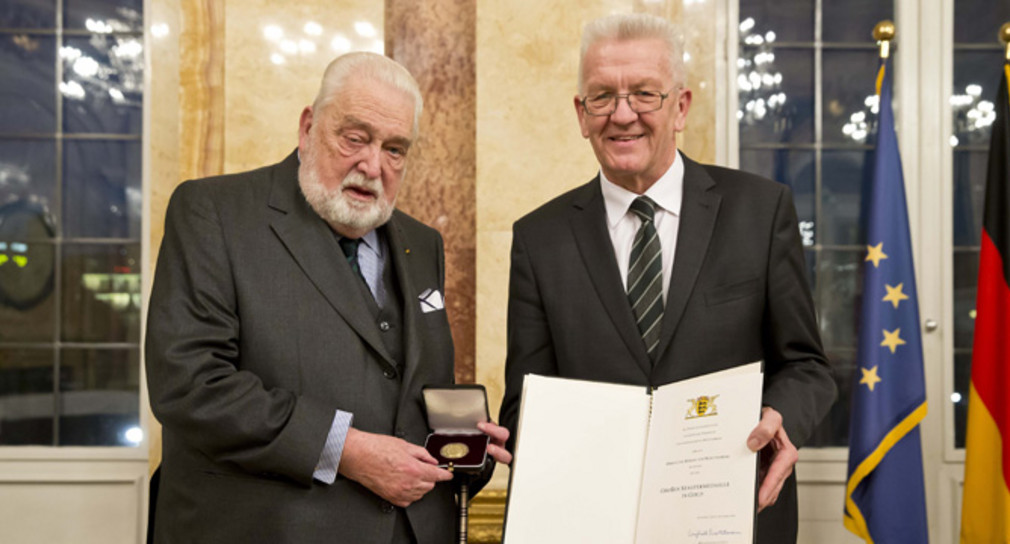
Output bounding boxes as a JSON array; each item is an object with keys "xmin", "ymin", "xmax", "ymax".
[{"xmin": 440, "ymin": 442, "xmax": 469, "ymax": 460}]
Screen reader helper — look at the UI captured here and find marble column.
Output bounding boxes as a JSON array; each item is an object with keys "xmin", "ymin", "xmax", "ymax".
[{"xmin": 386, "ymin": 0, "xmax": 478, "ymax": 383}]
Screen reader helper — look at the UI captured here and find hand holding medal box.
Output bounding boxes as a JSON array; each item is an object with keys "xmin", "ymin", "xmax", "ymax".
[{"xmin": 422, "ymin": 385, "xmax": 491, "ymax": 473}]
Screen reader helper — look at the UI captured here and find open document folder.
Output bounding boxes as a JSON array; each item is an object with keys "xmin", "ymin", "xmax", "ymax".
[{"xmin": 503, "ymin": 363, "xmax": 763, "ymax": 544}]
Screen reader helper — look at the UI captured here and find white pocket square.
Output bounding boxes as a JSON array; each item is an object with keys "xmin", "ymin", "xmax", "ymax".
[{"xmin": 419, "ymin": 288, "xmax": 444, "ymax": 313}]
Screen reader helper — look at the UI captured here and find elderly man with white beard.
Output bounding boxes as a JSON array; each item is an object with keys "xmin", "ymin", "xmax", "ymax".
[{"xmin": 145, "ymin": 52, "xmax": 511, "ymax": 544}]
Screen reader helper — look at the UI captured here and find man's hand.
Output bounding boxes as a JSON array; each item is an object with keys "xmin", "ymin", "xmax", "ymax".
[
  {"xmin": 477, "ymin": 421, "xmax": 513, "ymax": 466},
  {"xmin": 338, "ymin": 428, "xmax": 453, "ymax": 508},
  {"xmin": 747, "ymin": 406, "xmax": 798, "ymax": 513}
]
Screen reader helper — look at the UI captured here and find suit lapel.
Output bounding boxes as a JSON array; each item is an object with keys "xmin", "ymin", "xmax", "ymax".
[
  {"xmin": 384, "ymin": 215, "xmax": 426, "ymax": 402},
  {"xmin": 266, "ymin": 153, "xmax": 397, "ymax": 370},
  {"xmin": 568, "ymin": 179, "xmax": 652, "ymax": 376},
  {"xmin": 655, "ymin": 156, "xmax": 721, "ymax": 360}
]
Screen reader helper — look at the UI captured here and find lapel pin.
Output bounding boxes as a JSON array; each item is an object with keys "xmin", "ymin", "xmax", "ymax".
[{"xmin": 405, "ymin": 248, "xmax": 410, "ymax": 254}]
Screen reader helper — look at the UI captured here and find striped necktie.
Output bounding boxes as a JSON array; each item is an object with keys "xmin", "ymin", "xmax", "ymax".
[{"xmin": 626, "ymin": 196, "xmax": 664, "ymax": 360}]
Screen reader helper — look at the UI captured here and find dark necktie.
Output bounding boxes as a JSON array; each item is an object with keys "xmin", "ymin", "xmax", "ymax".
[
  {"xmin": 338, "ymin": 237, "xmax": 368, "ymax": 287},
  {"xmin": 626, "ymin": 196, "xmax": 664, "ymax": 359}
]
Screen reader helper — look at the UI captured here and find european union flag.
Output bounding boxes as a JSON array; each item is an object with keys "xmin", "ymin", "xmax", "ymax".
[{"xmin": 843, "ymin": 57, "xmax": 929, "ymax": 543}]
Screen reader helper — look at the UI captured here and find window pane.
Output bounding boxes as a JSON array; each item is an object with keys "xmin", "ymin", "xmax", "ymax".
[
  {"xmin": 0, "ymin": 34, "xmax": 56, "ymax": 134},
  {"xmin": 952, "ymin": 150, "xmax": 988, "ymax": 246},
  {"xmin": 0, "ymin": 348, "xmax": 54, "ymax": 445},
  {"xmin": 804, "ymin": 349, "xmax": 854, "ymax": 447},
  {"xmin": 739, "ymin": 48, "xmax": 814, "ymax": 145},
  {"xmin": 63, "ymin": 0, "xmax": 142, "ymax": 32},
  {"xmin": 0, "ymin": 239, "xmax": 54, "ymax": 341},
  {"xmin": 59, "ymin": 347, "xmax": 140, "ymax": 446},
  {"xmin": 739, "ymin": 0, "xmax": 813, "ymax": 42},
  {"xmin": 63, "ymin": 139, "xmax": 141, "ymax": 238},
  {"xmin": 952, "ymin": 50, "xmax": 1004, "ymax": 147},
  {"xmin": 740, "ymin": 149, "xmax": 816, "ymax": 245},
  {"xmin": 954, "ymin": 0, "xmax": 1010, "ymax": 44},
  {"xmin": 60, "ymin": 243, "xmax": 141, "ymax": 343},
  {"xmin": 953, "ymin": 249, "xmax": 979, "ymax": 350},
  {"xmin": 0, "ymin": 199, "xmax": 57, "ymax": 337},
  {"xmin": 62, "ymin": 35, "xmax": 143, "ymax": 135},
  {"xmin": 953, "ymin": 351, "xmax": 971, "ymax": 449},
  {"xmin": 821, "ymin": 149, "xmax": 872, "ymax": 246},
  {"xmin": 817, "ymin": 249, "xmax": 862, "ymax": 351},
  {"xmin": 822, "ymin": 0, "xmax": 893, "ymax": 43},
  {"xmin": 0, "ymin": 139, "xmax": 57, "ymax": 209},
  {"xmin": 823, "ymin": 50, "xmax": 880, "ymax": 146},
  {"xmin": 0, "ymin": 0, "xmax": 56, "ymax": 28}
]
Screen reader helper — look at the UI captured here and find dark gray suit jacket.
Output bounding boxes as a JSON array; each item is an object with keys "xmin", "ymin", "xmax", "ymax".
[
  {"xmin": 146, "ymin": 152, "xmax": 459, "ymax": 543},
  {"xmin": 500, "ymin": 155, "xmax": 837, "ymax": 543}
]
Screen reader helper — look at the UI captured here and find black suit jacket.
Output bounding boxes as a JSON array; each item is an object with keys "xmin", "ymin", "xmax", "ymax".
[
  {"xmin": 146, "ymin": 152, "xmax": 461, "ymax": 543},
  {"xmin": 500, "ymin": 154, "xmax": 837, "ymax": 543}
]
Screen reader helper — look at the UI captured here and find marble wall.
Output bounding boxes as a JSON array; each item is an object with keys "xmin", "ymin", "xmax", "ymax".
[{"xmin": 145, "ymin": 0, "xmax": 721, "ymax": 527}]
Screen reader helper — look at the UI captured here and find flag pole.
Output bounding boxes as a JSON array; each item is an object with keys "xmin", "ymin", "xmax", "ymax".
[
  {"xmin": 873, "ymin": 20, "xmax": 895, "ymax": 60},
  {"xmin": 1002, "ymin": 22, "xmax": 1010, "ymax": 60}
]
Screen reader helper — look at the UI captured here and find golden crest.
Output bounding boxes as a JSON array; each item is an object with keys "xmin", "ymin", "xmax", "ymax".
[{"xmin": 685, "ymin": 394, "xmax": 719, "ymax": 419}]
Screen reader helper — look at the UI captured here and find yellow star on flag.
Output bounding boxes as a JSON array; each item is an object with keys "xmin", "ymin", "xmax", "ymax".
[
  {"xmin": 882, "ymin": 283, "xmax": 909, "ymax": 309},
  {"xmin": 880, "ymin": 328, "xmax": 906, "ymax": 354},
  {"xmin": 860, "ymin": 366, "xmax": 882, "ymax": 391},
  {"xmin": 865, "ymin": 242, "xmax": 888, "ymax": 268}
]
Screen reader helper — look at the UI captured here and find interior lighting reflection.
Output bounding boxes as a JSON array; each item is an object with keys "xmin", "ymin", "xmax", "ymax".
[
  {"xmin": 299, "ymin": 39, "xmax": 316, "ymax": 54},
  {"xmin": 279, "ymin": 39, "xmax": 298, "ymax": 55},
  {"xmin": 151, "ymin": 23, "xmax": 169, "ymax": 38},
  {"xmin": 270, "ymin": 53, "xmax": 286, "ymax": 65},
  {"xmin": 263, "ymin": 25, "xmax": 284, "ymax": 42},
  {"xmin": 331, "ymin": 35, "xmax": 351, "ymax": 53},
  {"xmin": 73, "ymin": 56, "xmax": 100, "ymax": 77},
  {"xmin": 59, "ymin": 80, "xmax": 86, "ymax": 99},
  {"xmin": 304, "ymin": 21, "xmax": 323, "ymax": 36},
  {"xmin": 85, "ymin": 18, "xmax": 114, "ymax": 33},
  {"xmin": 112, "ymin": 39, "xmax": 143, "ymax": 59},
  {"xmin": 950, "ymin": 135, "xmax": 959, "ymax": 146},
  {"xmin": 124, "ymin": 426, "xmax": 144, "ymax": 445},
  {"xmin": 59, "ymin": 46, "xmax": 82, "ymax": 61},
  {"xmin": 354, "ymin": 21, "xmax": 377, "ymax": 38},
  {"xmin": 950, "ymin": 392, "xmax": 963, "ymax": 404},
  {"xmin": 108, "ymin": 88, "xmax": 125, "ymax": 102},
  {"xmin": 739, "ymin": 17, "xmax": 755, "ymax": 32}
]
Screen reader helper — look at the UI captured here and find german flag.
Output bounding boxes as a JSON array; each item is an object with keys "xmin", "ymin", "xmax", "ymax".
[{"xmin": 960, "ymin": 60, "xmax": 1010, "ymax": 543}]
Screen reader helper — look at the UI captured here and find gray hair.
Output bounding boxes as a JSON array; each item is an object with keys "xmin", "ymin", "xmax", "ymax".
[
  {"xmin": 578, "ymin": 13, "xmax": 686, "ymax": 94},
  {"xmin": 312, "ymin": 52, "xmax": 424, "ymax": 137}
]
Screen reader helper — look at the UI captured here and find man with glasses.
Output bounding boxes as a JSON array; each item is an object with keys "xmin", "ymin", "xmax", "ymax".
[{"xmin": 499, "ymin": 13, "xmax": 835, "ymax": 543}]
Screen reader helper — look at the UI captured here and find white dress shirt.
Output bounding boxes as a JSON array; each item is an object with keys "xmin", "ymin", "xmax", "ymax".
[{"xmin": 600, "ymin": 150, "xmax": 684, "ymax": 304}]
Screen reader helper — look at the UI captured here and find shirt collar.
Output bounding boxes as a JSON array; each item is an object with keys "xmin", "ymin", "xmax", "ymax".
[
  {"xmin": 600, "ymin": 149, "xmax": 684, "ymax": 229},
  {"xmin": 339, "ymin": 229, "xmax": 381, "ymax": 254}
]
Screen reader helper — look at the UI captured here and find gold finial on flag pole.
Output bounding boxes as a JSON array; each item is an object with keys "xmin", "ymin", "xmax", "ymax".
[
  {"xmin": 874, "ymin": 20, "xmax": 895, "ymax": 60},
  {"xmin": 1000, "ymin": 22, "xmax": 1010, "ymax": 61}
]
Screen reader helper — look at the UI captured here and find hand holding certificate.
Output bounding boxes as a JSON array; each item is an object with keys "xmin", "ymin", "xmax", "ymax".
[{"xmin": 503, "ymin": 363, "xmax": 763, "ymax": 544}]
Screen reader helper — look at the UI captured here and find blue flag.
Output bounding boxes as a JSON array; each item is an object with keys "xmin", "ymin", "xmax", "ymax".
[{"xmin": 843, "ymin": 58, "xmax": 930, "ymax": 543}]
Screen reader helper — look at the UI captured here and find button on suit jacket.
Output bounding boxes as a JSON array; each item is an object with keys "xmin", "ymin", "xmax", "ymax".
[
  {"xmin": 500, "ymin": 154, "xmax": 837, "ymax": 544},
  {"xmin": 146, "ymin": 151, "xmax": 461, "ymax": 543}
]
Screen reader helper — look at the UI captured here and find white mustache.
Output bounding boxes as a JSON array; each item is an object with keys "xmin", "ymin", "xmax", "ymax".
[{"xmin": 340, "ymin": 171, "xmax": 383, "ymax": 198}]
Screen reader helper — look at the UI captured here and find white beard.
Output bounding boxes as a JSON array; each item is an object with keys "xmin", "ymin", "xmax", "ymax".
[{"xmin": 298, "ymin": 148, "xmax": 395, "ymax": 234}]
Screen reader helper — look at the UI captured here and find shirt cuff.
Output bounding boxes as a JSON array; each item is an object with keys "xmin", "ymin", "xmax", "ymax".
[{"xmin": 313, "ymin": 410, "xmax": 353, "ymax": 485}]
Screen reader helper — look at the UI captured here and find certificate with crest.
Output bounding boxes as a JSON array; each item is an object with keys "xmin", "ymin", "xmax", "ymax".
[{"xmin": 503, "ymin": 363, "xmax": 763, "ymax": 544}]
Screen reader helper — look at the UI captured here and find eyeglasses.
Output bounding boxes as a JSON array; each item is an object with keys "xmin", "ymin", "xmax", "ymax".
[{"xmin": 580, "ymin": 90, "xmax": 672, "ymax": 116}]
